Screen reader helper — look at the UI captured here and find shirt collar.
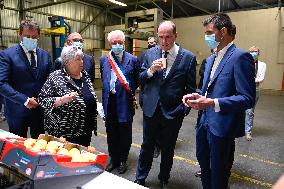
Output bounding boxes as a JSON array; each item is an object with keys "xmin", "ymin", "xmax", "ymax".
[
  {"xmin": 20, "ymin": 42, "xmax": 37, "ymax": 53},
  {"xmin": 162, "ymin": 43, "xmax": 178, "ymax": 56},
  {"xmin": 216, "ymin": 41, "xmax": 233, "ymax": 57}
]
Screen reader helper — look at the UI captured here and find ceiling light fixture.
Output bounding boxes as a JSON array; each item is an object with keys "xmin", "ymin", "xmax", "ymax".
[{"xmin": 109, "ymin": 0, "xmax": 127, "ymax": 6}]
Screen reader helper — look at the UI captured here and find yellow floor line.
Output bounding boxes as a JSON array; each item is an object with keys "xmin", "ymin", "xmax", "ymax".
[
  {"xmin": 97, "ymin": 132, "xmax": 273, "ymax": 188},
  {"xmin": 239, "ymin": 153, "xmax": 284, "ymax": 167}
]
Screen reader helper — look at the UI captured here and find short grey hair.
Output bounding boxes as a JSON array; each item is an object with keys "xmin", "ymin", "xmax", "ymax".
[
  {"xmin": 61, "ymin": 46, "xmax": 83, "ymax": 65},
  {"xmin": 107, "ymin": 30, "xmax": 125, "ymax": 43}
]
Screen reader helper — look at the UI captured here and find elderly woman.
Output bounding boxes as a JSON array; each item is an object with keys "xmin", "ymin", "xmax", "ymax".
[{"xmin": 38, "ymin": 46, "xmax": 98, "ymax": 146}]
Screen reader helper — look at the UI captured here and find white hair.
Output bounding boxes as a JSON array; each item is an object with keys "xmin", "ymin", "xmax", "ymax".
[
  {"xmin": 61, "ymin": 45, "xmax": 83, "ymax": 65},
  {"xmin": 107, "ymin": 30, "xmax": 125, "ymax": 43}
]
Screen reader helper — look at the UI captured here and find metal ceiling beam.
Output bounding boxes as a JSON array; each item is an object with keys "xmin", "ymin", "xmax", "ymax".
[
  {"xmin": 230, "ymin": 0, "xmax": 241, "ymax": 9},
  {"xmin": 248, "ymin": 0, "xmax": 273, "ymax": 8},
  {"xmin": 178, "ymin": 0, "xmax": 211, "ymax": 14},
  {"xmin": 109, "ymin": 0, "xmax": 162, "ymax": 10},
  {"xmin": 151, "ymin": 1, "xmax": 171, "ymax": 18},
  {"xmin": 75, "ymin": 0, "xmax": 124, "ymax": 19},
  {"xmin": 79, "ymin": 10, "xmax": 106, "ymax": 34},
  {"xmin": 23, "ymin": 0, "xmax": 74, "ymax": 11},
  {"xmin": 174, "ymin": 0, "xmax": 190, "ymax": 17}
]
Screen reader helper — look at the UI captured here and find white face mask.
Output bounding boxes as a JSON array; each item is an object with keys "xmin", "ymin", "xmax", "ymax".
[{"xmin": 22, "ymin": 37, "xmax": 38, "ymax": 51}]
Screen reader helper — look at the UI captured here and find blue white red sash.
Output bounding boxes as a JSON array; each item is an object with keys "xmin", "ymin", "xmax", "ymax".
[{"xmin": 107, "ymin": 52, "xmax": 131, "ymax": 94}]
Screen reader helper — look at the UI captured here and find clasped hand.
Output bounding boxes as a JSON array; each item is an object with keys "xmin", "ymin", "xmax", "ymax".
[{"xmin": 182, "ymin": 93, "xmax": 215, "ymax": 110}]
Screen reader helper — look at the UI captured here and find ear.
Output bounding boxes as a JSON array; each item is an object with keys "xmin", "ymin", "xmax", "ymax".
[
  {"xmin": 66, "ymin": 40, "xmax": 72, "ymax": 46},
  {"xmin": 220, "ymin": 27, "xmax": 228, "ymax": 36}
]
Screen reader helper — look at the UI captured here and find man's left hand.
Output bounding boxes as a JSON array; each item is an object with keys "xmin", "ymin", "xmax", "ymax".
[{"xmin": 185, "ymin": 93, "xmax": 215, "ymax": 110}]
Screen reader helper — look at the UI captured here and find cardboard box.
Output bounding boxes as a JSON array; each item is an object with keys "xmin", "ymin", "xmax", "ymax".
[{"xmin": 0, "ymin": 135, "xmax": 108, "ymax": 181}]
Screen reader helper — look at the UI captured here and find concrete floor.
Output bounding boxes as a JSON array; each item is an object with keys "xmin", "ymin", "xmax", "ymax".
[{"xmin": 0, "ymin": 93, "xmax": 283, "ymax": 189}]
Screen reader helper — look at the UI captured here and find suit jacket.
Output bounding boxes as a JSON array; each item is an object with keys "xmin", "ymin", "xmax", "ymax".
[
  {"xmin": 0, "ymin": 44, "xmax": 53, "ymax": 128},
  {"xmin": 100, "ymin": 51, "xmax": 140, "ymax": 123},
  {"xmin": 54, "ymin": 53, "xmax": 95, "ymax": 82},
  {"xmin": 200, "ymin": 44, "xmax": 256, "ymax": 138},
  {"xmin": 139, "ymin": 45, "xmax": 196, "ymax": 119}
]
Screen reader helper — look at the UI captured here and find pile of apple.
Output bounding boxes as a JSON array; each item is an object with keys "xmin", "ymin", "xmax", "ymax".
[{"xmin": 23, "ymin": 138, "xmax": 96, "ymax": 162}]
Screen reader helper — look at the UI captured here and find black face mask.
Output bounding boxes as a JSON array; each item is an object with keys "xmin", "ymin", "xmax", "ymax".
[{"xmin": 148, "ymin": 44, "xmax": 156, "ymax": 49}]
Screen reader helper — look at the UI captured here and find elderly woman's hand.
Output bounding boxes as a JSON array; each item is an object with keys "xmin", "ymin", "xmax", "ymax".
[{"xmin": 54, "ymin": 92, "xmax": 77, "ymax": 107}]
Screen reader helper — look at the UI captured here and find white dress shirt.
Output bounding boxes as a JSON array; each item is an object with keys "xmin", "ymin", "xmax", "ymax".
[
  {"xmin": 255, "ymin": 60, "xmax": 266, "ymax": 90},
  {"xmin": 147, "ymin": 43, "xmax": 179, "ymax": 78},
  {"xmin": 20, "ymin": 42, "xmax": 38, "ymax": 106},
  {"xmin": 20, "ymin": 42, "xmax": 38, "ymax": 67},
  {"xmin": 207, "ymin": 41, "xmax": 234, "ymax": 112}
]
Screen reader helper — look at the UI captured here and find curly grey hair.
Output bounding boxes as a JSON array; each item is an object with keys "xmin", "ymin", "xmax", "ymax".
[
  {"xmin": 107, "ymin": 30, "xmax": 125, "ymax": 43},
  {"xmin": 61, "ymin": 45, "xmax": 83, "ymax": 65}
]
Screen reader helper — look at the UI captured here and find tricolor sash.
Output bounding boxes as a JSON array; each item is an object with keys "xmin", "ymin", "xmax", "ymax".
[{"xmin": 107, "ymin": 52, "xmax": 138, "ymax": 109}]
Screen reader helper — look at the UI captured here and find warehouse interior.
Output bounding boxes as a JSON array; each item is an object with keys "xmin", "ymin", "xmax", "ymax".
[{"xmin": 0, "ymin": 0, "xmax": 283, "ymax": 188}]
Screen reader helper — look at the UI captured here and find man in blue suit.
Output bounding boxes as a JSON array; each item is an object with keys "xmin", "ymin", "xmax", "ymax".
[
  {"xmin": 54, "ymin": 32, "xmax": 95, "ymax": 82},
  {"xmin": 0, "ymin": 20, "xmax": 53, "ymax": 138},
  {"xmin": 183, "ymin": 13, "xmax": 256, "ymax": 189},
  {"xmin": 100, "ymin": 30, "xmax": 140, "ymax": 174},
  {"xmin": 135, "ymin": 21, "xmax": 196, "ymax": 188}
]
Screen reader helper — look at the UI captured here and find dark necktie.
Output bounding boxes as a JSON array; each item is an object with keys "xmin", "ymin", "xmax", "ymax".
[
  {"xmin": 162, "ymin": 51, "xmax": 169, "ymax": 79},
  {"xmin": 29, "ymin": 51, "xmax": 37, "ymax": 69},
  {"xmin": 29, "ymin": 51, "xmax": 38, "ymax": 77}
]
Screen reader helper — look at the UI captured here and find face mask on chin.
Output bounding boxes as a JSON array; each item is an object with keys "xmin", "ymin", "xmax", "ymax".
[
  {"xmin": 204, "ymin": 34, "xmax": 220, "ymax": 50},
  {"xmin": 112, "ymin": 44, "xmax": 124, "ymax": 55},
  {"xmin": 22, "ymin": 37, "xmax": 38, "ymax": 51}
]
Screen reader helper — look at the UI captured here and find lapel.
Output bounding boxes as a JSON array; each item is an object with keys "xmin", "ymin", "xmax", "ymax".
[
  {"xmin": 162, "ymin": 45, "xmax": 184, "ymax": 83},
  {"xmin": 35, "ymin": 48, "xmax": 42, "ymax": 79},
  {"xmin": 62, "ymin": 69, "xmax": 81, "ymax": 92},
  {"xmin": 16, "ymin": 44, "xmax": 37, "ymax": 80},
  {"xmin": 209, "ymin": 44, "xmax": 236, "ymax": 85},
  {"xmin": 121, "ymin": 51, "xmax": 131, "ymax": 71},
  {"xmin": 202, "ymin": 55, "xmax": 215, "ymax": 94}
]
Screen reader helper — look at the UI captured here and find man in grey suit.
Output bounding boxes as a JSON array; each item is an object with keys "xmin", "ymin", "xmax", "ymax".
[{"xmin": 134, "ymin": 21, "xmax": 196, "ymax": 188}]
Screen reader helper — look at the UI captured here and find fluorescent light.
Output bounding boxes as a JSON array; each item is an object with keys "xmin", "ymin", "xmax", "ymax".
[{"xmin": 109, "ymin": 0, "xmax": 127, "ymax": 6}]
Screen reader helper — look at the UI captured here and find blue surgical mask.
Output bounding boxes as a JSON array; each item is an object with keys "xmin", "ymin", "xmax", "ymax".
[
  {"xmin": 204, "ymin": 34, "xmax": 220, "ymax": 50},
  {"xmin": 72, "ymin": 41, "xmax": 84, "ymax": 50},
  {"xmin": 250, "ymin": 52, "xmax": 258, "ymax": 61},
  {"xmin": 112, "ymin": 44, "xmax": 124, "ymax": 55},
  {"xmin": 22, "ymin": 37, "xmax": 38, "ymax": 51}
]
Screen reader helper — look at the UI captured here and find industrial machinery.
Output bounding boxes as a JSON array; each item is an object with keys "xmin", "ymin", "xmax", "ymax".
[
  {"xmin": 124, "ymin": 8, "xmax": 163, "ymax": 56},
  {"xmin": 47, "ymin": 16, "xmax": 71, "ymax": 61}
]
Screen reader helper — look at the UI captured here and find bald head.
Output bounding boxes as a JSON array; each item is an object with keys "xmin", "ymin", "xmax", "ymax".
[
  {"xmin": 157, "ymin": 21, "xmax": 177, "ymax": 51},
  {"xmin": 66, "ymin": 32, "xmax": 84, "ymax": 49},
  {"xmin": 67, "ymin": 32, "xmax": 82, "ymax": 41}
]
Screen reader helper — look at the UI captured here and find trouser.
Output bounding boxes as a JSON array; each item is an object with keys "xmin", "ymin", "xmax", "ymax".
[
  {"xmin": 105, "ymin": 93, "xmax": 132, "ymax": 164},
  {"xmin": 136, "ymin": 107, "xmax": 183, "ymax": 182},
  {"xmin": 8, "ymin": 108, "xmax": 45, "ymax": 138},
  {"xmin": 196, "ymin": 124, "xmax": 235, "ymax": 189},
  {"xmin": 245, "ymin": 90, "xmax": 260, "ymax": 133}
]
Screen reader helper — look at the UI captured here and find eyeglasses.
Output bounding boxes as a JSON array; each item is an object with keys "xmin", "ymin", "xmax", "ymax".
[
  {"xmin": 72, "ymin": 38, "xmax": 84, "ymax": 43},
  {"xmin": 23, "ymin": 35, "xmax": 39, "ymax": 40}
]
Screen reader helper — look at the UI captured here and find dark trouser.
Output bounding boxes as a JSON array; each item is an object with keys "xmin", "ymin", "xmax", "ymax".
[
  {"xmin": 196, "ymin": 123, "xmax": 235, "ymax": 189},
  {"xmin": 8, "ymin": 108, "xmax": 44, "ymax": 138},
  {"xmin": 65, "ymin": 134, "xmax": 92, "ymax": 147},
  {"xmin": 105, "ymin": 93, "xmax": 132, "ymax": 164},
  {"xmin": 136, "ymin": 107, "xmax": 183, "ymax": 182}
]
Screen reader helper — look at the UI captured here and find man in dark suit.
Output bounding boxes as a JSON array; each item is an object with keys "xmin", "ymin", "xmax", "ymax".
[
  {"xmin": 54, "ymin": 32, "xmax": 95, "ymax": 82},
  {"xmin": 183, "ymin": 13, "xmax": 255, "ymax": 189},
  {"xmin": 134, "ymin": 21, "xmax": 196, "ymax": 188},
  {"xmin": 100, "ymin": 30, "xmax": 140, "ymax": 174},
  {"xmin": 0, "ymin": 20, "xmax": 53, "ymax": 138}
]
